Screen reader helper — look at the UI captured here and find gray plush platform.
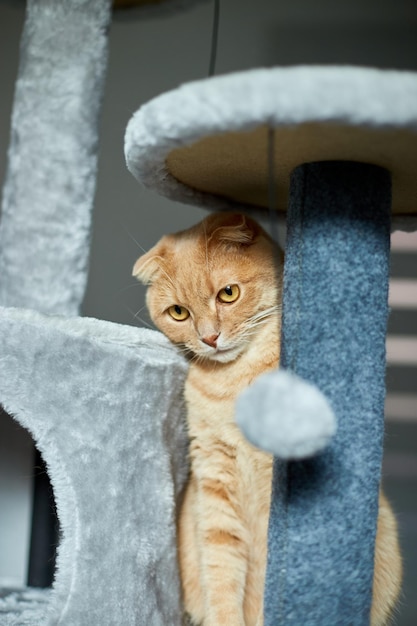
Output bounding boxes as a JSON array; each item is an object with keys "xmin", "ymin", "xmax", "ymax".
[
  {"xmin": 0, "ymin": 588, "xmax": 51, "ymax": 625},
  {"xmin": 0, "ymin": 307, "xmax": 189, "ymax": 626}
]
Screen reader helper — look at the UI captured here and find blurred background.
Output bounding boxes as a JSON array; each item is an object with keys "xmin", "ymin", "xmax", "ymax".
[{"xmin": 0, "ymin": 0, "xmax": 416, "ymax": 622}]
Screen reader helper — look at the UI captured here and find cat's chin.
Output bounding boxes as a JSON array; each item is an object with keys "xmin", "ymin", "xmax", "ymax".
[{"xmin": 197, "ymin": 346, "xmax": 244, "ymax": 364}]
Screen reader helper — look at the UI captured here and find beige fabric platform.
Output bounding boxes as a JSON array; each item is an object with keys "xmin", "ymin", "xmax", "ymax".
[{"xmin": 125, "ymin": 66, "xmax": 417, "ymax": 227}]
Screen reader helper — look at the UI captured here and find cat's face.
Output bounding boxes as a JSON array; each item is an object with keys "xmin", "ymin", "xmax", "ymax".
[{"xmin": 133, "ymin": 213, "xmax": 282, "ymax": 364}]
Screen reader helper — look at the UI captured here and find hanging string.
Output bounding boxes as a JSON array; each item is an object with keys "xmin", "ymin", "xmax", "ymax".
[
  {"xmin": 208, "ymin": 0, "xmax": 220, "ymax": 77},
  {"xmin": 268, "ymin": 125, "xmax": 280, "ymax": 245}
]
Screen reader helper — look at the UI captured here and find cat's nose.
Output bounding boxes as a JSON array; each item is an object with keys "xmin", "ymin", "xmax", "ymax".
[{"xmin": 201, "ymin": 333, "xmax": 220, "ymax": 349}]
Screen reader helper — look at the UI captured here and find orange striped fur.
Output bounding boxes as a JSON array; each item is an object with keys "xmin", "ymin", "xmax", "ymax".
[{"xmin": 134, "ymin": 212, "xmax": 402, "ymax": 626}]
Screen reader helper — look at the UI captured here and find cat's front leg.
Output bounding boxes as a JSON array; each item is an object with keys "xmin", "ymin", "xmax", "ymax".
[
  {"xmin": 197, "ymin": 476, "xmax": 249, "ymax": 626},
  {"xmin": 253, "ymin": 599, "xmax": 264, "ymax": 626}
]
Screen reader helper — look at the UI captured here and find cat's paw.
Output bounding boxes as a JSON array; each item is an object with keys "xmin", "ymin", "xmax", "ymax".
[{"xmin": 236, "ymin": 368, "xmax": 336, "ymax": 459}]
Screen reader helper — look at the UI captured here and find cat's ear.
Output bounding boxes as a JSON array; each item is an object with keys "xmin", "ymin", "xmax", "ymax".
[
  {"xmin": 132, "ymin": 245, "xmax": 165, "ymax": 285},
  {"xmin": 211, "ymin": 213, "xmax": 259, "ymax": 247}
]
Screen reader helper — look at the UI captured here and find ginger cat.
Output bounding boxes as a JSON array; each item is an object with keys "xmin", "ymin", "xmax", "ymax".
[{"xmin": 133, "ymin": 212, "xmax": 402, "ymax": 626}]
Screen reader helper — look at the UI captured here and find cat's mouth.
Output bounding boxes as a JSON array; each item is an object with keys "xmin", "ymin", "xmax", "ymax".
[{"xmin": 200, "ymin": 345, "xmax": 243, "ymax": 364}]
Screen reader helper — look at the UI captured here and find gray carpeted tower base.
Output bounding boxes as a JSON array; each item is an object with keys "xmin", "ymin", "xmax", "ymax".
[{"xmin": 265, "ymin": 162, "xmax": 391, "ymax": 625}]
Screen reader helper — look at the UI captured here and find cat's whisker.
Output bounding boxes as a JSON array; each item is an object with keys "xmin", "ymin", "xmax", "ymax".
[
  {"xmin": 133, "ymin": 303, "xmax": 150, "ymax": 318},
  {"xmin": 177, "ymin": 345, "xmax": 194, "ymax": 358},
  {"xmin": 122, "ymin": 223, "xmax": 149, "ymax": 254},
  {"xmin": 241, "ymin": 307, "xmax": 280, "ymax": 336},
  {"xmin": 247, "ymin": 305, "xmax": 280, "ymax": 322},
  {"xmin": 121, "ymin": 223, "xmax": 150, "ymax": 255},
  {"xmin": 125, "ymin": 305, "xmax": 155, "ymax": 330},
  {"xmin": 240, "ymin": 325, "xmax": 270, "ymax": 340},
  {"xmin": 172, "ymin": 343, "xmax": 203, "ymax": 363},
  {"xmin": 116, "ymin": 281, "xmax": 145, "ymax": 295},
  {"xmin": 238, "ymin": 320, "xmax": 279, "ymax": 345},
  {"xmin": 245, "ymin": 319, "xmax": 270, "ymax": 331},
  {"xmin": 189, "ymin": 352, "xmax": 203, "ymax": 366}
]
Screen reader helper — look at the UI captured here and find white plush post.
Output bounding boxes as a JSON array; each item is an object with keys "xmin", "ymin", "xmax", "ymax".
[{"xmin": 0, "ymin": 0, "xmax": 113, "ymax": 315}]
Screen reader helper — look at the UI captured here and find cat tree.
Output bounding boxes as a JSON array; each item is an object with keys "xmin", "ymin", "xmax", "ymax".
[{"xmin": 0, "ymin": 1, "xmax": 416, "ymax": 626}]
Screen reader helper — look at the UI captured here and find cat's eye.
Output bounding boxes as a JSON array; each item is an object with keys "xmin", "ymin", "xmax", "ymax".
[
  {"xmin": 168, "ymin": 305, "xmax": 190, "ymax": 321},
  {"xmin": 217, "ymin": 284, "xmax": 240, "ymax": 303}
]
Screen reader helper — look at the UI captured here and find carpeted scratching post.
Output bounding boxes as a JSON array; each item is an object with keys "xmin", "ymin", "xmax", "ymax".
[
  {"xmin": 264, "ymin": 162, "xmax": 391, "ymax": 625},
  {"xmin": 0, "ymin": 0, "xmax": 113, "ymax": 315}
]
